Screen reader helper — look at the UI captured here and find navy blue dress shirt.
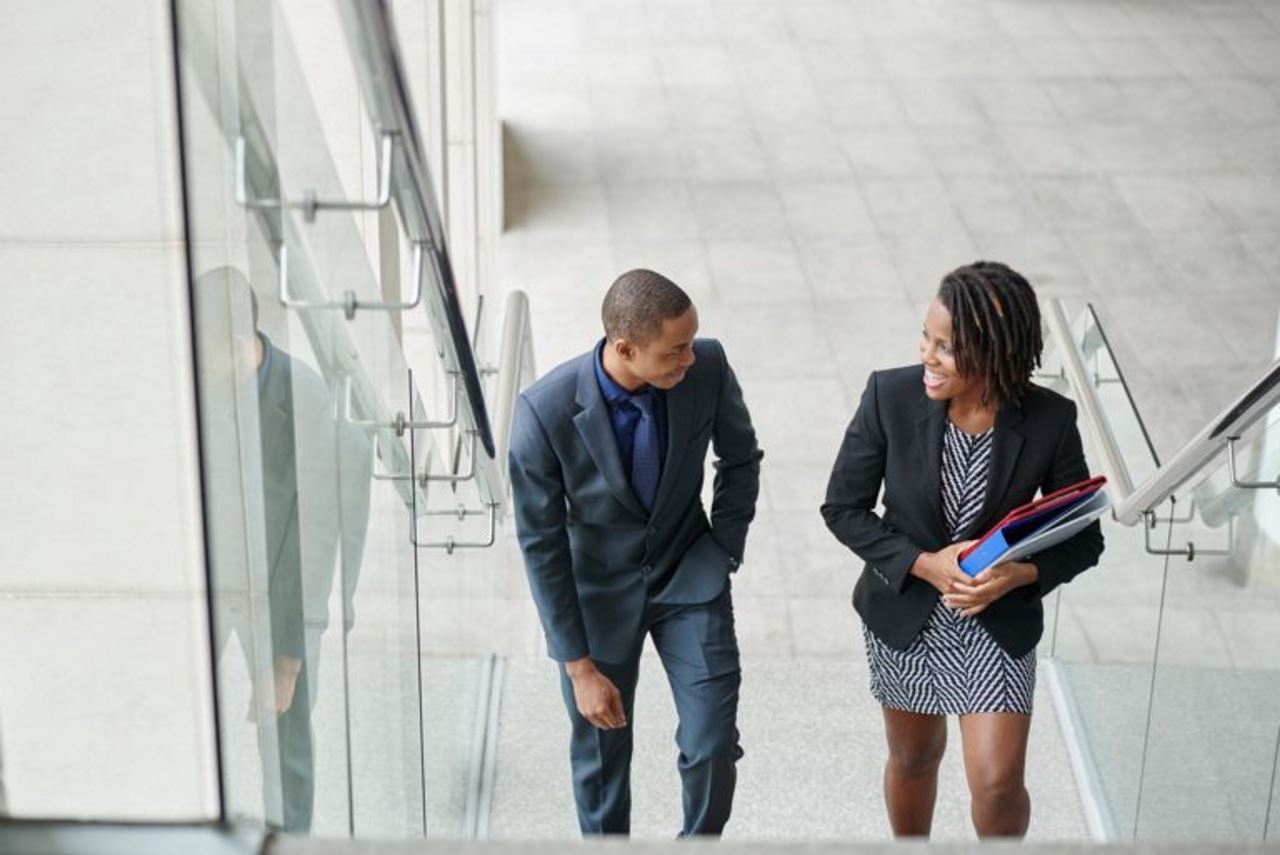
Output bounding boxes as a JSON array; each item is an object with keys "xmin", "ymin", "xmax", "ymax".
[{"xmin": 594, "ymin": 339, "xmax": 667, "ymax": 479}]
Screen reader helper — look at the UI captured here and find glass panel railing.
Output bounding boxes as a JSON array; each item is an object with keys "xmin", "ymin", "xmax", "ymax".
[
  {"xmin": 340, "ymin": 340, "xmax": 425, "ymax": 837},
  {"xmin": 408, "ymin": 292, "xmax": 534, "ymax": 839},
  {"xmin": 1269, "ymin": 728, "xmax": 1280, "ymax": 841},
  {"xmin": 337, "ymin": 1, "xmax": 502, "ymax": 500},
  {"xmin": 178, "ymin": 0, "xmax": 291, "ymax": 827},
  {"xmin": 1135, "ymin": 404, "xmax": 1280, "ymax": 842},
  {"xmin": 1041, "ymin": 301, "xmax": 1167, "ymax": 839},
  {"xmin": 176, "ymin": 0, "xmax": 526, "ymax": 840},
  {"xmin": 176, "ymin": 0, "xmax": 448, "ymax": 836},
  {"xmin": 418, "ymin": 655, "xmax": 493, "ymax": 839},
  {"xmin": 408, "ymin": 370, "xmax": 499, "ymax": 839},
  {"xmin": 1045, "ymin": 297, "xmax": 1280, "ymax": 843}
]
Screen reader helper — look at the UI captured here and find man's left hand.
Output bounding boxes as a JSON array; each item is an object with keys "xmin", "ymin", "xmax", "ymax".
[
  {"xmin": 942, "ymin": 561, "xmax": 1038, "ymax": 617},
  {"xmin": 274, "ymin": 656, "xmax": 303, "ymax": 715}
]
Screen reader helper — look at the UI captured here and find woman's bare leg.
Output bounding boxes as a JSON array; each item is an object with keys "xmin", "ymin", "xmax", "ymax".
[
  {"xmin": 881, "ymin": 707, "xmax": 948, "ymax": 837},
  {"xmin": 958, "ymin": 711, "xmax": 1032, "ymax": 838}
]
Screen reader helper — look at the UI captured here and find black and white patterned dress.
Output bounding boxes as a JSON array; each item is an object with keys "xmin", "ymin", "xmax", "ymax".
[{"xmin": 862, "ymin": 421, "xmax": 1036, "ymax": 715}]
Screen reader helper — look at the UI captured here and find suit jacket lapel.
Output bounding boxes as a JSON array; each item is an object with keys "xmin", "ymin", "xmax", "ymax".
[
  {"xmin": 572, "ymin": 354, "xmax": 648, "ymax": 519},
  {"xmin": 917, "ymin": 395, "xmax": 948, "ymax": 540},
  {"xmin": 258, "ymin": 343, "xmax": 293, "ymax": 456},
  {"xmin": 650, "ymin": 377, "xmax": 695, "ymax": 515},
  {"xmin": 962, "ymin": 402, "xmax": 1025, "ymax": 540}
]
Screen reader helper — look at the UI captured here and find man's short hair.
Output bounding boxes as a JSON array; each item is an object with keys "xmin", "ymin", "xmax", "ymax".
[{"xmin": 601, "ymin": 269, "xmax": 691, "ymax": 345}]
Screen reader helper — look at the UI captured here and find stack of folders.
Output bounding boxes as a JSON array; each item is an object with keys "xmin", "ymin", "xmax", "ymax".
[{"xmin": 958, "ymin": 475, "xmax": 1110, "ymax": 577}]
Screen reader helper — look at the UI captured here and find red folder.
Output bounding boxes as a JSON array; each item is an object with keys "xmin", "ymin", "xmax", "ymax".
[{"xmin": 957, "ymin": 475, "xmax": 1107, "ymax": 575}]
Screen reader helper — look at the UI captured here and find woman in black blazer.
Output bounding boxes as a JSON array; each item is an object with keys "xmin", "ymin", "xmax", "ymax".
[{"xmin": 821, "ymin": 261, "xmax": 1104, "ymax": 838}]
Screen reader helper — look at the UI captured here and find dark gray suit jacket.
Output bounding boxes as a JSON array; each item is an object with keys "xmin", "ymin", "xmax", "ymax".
[
  {"xmin": 822, "ymin": 365, "xmax": 1105, "ymax": 658},
  {"xmin": 509, "ymin": 338, "xmax": 763, "ymax": 664},
  {"xmin": 258, "ymin": 340, "xmax": 373, "ymax": 662}
]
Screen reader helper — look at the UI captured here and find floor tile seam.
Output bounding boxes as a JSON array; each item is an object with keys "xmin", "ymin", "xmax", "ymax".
[
  {"xmin": 1016, "ymin": 169, "xmax": 1143, "ymax": 298},
  {"xmin": 1099, "ymin": 225, "xmax": 1276, "ymax": 293},
  {"xmin": 691, "ymin": 18, "xmax": 826, "ymax": 315},
  {"xmin": 635, "ymin": 0, "xmax": 748, "ymax": 309},
  {"xmin": 856, "ymin": 155, "xmax": 988, "ymax": 306}
]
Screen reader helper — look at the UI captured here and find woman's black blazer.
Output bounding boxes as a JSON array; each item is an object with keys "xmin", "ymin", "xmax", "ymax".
[{"xmin": 821, "ymin": 364, "xmax": 1105, "ymax": 658}]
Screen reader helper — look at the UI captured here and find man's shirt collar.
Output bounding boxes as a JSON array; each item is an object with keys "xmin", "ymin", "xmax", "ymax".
[{"xmin": 257, "ymin": 332, "xmax": 273, "ymax": 386}]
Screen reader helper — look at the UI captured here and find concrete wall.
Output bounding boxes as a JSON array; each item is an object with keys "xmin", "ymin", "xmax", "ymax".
[{"xmin": 0, "ymin": 0, "xmax": 218, "ymax": 820}]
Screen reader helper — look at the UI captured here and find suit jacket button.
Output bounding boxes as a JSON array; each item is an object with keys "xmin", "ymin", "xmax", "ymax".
[
  {"xmin": 648, "ymin": 526, "xmax": 657, "ymax": 535},
  {"xmin": 641, "ymin": 564, "xmax": 652, "ymax": 574}
]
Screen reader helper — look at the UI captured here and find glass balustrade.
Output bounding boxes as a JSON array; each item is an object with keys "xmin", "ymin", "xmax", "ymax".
[
  {"xmin": 171, "ymin": 0, "xmax": 514, "ymax": 839},
  {"xmin": 1134, "ymin": 402, "xmax": 1280, "ymax": 842},
  {"xmin": 1044, "ymin": 300, "xmax": 1280, "ymax": 843},
  {"xmin": 1041, "ymin": 303, "xmax": 1169, "ymax": 840}
]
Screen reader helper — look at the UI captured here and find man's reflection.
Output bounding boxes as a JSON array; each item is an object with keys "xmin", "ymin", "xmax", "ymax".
[
  {"xmin": 248, "ymin": 289, "xmax": 373, "ymax": 833},
  {"xmin": 199, "ymin": 267, "xmax": 372, "ymax": 834}
]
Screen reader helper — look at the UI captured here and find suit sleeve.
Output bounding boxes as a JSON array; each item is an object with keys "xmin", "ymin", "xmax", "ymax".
[
  {"xmin": 708, "ymin": 340, "xmax": 763, "ymax": 564},
  {"xmin": 821, "ymin": 372, "xmax": 923, "ymax": 593},
  {"xmin": 508, "ymin": 393, "xmax": 590, "ymax": 662},
  {"xmin": 1029, "ymin": 400, "xmax": 1105, "ymax": 597},
  {"xmin": 266, "ymin": 477, "xmax": 307, "ymax": 662},
  {"xmin": 268, "ymin": 511, "xmax": 307, "ymax": 661}
]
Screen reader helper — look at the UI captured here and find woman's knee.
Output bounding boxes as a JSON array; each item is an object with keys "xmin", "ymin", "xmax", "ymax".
[
  {"xmin": 886, "ymin": 729, "xmax": 945, "ymax": 778},
  {"xmin": 968, "ymin": 766, "xmax": 1027, "ymax": 809},
  {"xmin": 887, "ymin": 740, "xmax": 945, "ymax": 777},
  {"xmin": 883, "ymin": 710, "xmax": 946, "ymax": 777}
]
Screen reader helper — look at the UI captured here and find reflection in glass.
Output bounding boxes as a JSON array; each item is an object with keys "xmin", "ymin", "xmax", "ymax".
[
  {"xmin": 196, "ymin": 268, "xmax": 374, "ymax": 832},
  {"xmin": 251, "ymin": 288, "xmax": 374, "ymax": 832}
]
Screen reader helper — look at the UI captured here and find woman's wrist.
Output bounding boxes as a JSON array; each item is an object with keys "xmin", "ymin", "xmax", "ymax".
[
  {"xmin": 1015, "ymin": 562, "xmax": 1039, "ymax": 587},
  {"xmin": 909, "ymin": 551, "xmax": 936, "ymax": 581}
]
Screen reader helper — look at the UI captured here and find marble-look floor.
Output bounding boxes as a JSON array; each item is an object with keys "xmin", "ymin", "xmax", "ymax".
[{"xmin": 477, "ymin": 0, "xmax": 1280, "ymax": 841}]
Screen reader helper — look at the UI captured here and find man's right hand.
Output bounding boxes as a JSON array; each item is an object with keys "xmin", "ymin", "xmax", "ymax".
[
  {"xmin": 909, "ymin": 541, "xmax": 978, "ymax": 598},
  {"xmin": 565, "ymin": 657, "xmax": 626, "ymax": 730}
]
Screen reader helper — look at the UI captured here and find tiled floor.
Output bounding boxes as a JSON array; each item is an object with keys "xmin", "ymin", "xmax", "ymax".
[
  {"xmin": 468, "ymin": 0, "xmax": 1280, "ymax": 841},
  {"xmin": 496, "ymin": 0, "xmax": 1280, "ymax": 457}
]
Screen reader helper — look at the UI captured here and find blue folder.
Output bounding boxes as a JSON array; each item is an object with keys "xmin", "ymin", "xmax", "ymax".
[{"xmin": 958, "ymin": 476, "xmax": 1107, "ymax": 576}]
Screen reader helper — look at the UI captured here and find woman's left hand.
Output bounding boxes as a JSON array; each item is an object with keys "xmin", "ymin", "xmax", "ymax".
[{"xmin": 942, "ymin": 561, "xmax": 1039, "ymax": 617}]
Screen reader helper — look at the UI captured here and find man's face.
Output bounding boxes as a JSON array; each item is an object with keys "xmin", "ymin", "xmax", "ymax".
[{"xmin": 620, "ymin": 306, "xmax": 699, "ymax": 390}]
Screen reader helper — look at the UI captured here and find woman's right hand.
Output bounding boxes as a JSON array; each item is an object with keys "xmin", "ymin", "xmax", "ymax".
[{"xmin": 909, "ymin": 541, "xmax": 977, "ymax": 596}]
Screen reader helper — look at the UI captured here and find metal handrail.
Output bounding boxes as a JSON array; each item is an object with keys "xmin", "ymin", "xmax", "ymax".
[
  {"xmin": 1045, "ymin": 300, "xmax": 1136, "ymax": 502},
  {"xmin": 177, "ymin": 16, "xmax": 422, "ymax": 510},
  {"xmin": 1112, "ymin": 359, "xmax": 1279, "ymax": 525},
  {"xmin": 337, "ymin": 0, "xmax": 497, "ymax": 465},
  {"xmin": 1047, "ymin": 297, "xmax": 1280, "ymax": 527},
  {"xmin": 276, "ymin": 241, "xmax": 425, "ymax": 320},
  {"xmin": 491, "ymin": 291, "xmax": 537, "ymax": 499},
  {"xmin": 234, "ymin": 132, "xmax": 395, "ymax": 222}
]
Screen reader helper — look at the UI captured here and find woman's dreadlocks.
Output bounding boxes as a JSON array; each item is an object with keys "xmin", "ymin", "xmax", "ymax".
[{"xmin": 937, "ymin": 260, "xmax": 1043, "ymax": 408}]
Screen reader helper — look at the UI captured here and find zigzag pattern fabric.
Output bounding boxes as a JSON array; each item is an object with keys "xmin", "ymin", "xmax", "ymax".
[
  {"xmin": 861, "ymin": 422, "xmax": 1036, "ymax": 715},
  {"xmin": 941, "ymin": 423, "xmax": 993, "ymax": 539}
]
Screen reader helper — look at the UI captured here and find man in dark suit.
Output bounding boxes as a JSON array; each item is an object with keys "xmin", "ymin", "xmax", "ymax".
[{"xmin": 509, "ymin": 269, "xmax": 763, "ymax": 836}]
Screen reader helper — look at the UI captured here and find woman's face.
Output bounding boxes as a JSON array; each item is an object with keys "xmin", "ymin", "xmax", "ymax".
[{"xmin": 919, "ymin": 298, "xmax": 983, "ymax": 404}]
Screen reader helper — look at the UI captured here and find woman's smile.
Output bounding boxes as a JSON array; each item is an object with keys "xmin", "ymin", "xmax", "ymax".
[{"xmin": 923, "ymin": 367, "xmax": 948, "ymax": 390}]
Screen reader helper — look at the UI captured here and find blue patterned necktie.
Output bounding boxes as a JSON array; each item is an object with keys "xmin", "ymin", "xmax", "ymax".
[{"xmin": 629, "ymin": 391, "xmax": 660, "ymax": 513}]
